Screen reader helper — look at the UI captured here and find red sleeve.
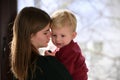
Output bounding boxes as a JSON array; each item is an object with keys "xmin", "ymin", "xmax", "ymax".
[
  {"xmin": 63, "ymin": 50, "xmax": 88, "ymax": 80},
  {"xmin": 55, "ymin": 45, "xmax": 88, "ymax": 80},
  {"xmin": 72, "ymin": 51, "xmax": 88, "ymax": 80}
]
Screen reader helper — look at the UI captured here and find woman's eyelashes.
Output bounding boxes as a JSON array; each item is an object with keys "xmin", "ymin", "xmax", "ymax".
[{"xmin": 44, "ymin": 29, "xmax": 50, "ymax": 35}]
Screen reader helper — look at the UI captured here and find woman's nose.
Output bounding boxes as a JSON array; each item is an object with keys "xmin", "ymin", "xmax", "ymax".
[{"xmin": 47, "ymin": 31, "xmax": 51, "ymax": 38}]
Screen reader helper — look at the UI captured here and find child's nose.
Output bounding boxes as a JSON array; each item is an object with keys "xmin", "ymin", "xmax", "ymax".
[{"xmin": 56, "ymin": 37, "xmax": 61, "ymax": 42}]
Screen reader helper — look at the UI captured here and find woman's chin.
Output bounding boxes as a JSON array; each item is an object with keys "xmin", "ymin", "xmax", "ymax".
[
  {"xmin": 39, "ymin": 44, "xmax": 48, "ymax": 48},
  {"xmin": 44, "ymin": 44, "xmax": 48, "ymax": 47}
]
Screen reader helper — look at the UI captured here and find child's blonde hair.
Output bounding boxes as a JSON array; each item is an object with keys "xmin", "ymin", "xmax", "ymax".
[{"xmin": 51, "ymin": 9, "xmax": 77, "ymax": 32}]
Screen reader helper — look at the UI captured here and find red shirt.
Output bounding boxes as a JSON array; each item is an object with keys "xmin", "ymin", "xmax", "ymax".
[{"xmin": 55, "ymin": 40, "xmax": 88, "ymax": 80}]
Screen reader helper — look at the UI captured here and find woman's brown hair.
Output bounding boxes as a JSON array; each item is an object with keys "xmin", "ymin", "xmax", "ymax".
[{"xmin": 10, "ymin": 7, "xmax": 51, "ymax": 80}]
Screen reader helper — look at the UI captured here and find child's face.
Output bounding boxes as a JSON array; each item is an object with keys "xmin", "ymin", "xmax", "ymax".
[{"xmin": 51, "ymin": 26, "xmax": 76, "ymax": 48}]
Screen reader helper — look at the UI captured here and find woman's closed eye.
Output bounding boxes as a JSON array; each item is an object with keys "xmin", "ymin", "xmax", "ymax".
[
  {"xmin": 44, "ymin": 30, "xmax": 50, "ymax": 35},
  {"xmin": 44, "ymin": 32, "xmax": 47, "ymax": 35}
]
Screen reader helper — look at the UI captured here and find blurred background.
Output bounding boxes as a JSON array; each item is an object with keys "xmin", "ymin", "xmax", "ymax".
[{"xmin": 0, "ymin": 0, "xmax": 120, "ymax": 80}]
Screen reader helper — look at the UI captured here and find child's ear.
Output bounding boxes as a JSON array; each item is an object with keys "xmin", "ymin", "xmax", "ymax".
[{"xmin": 72, "ymin": 32, "xmax": 77, "ymax": 39}]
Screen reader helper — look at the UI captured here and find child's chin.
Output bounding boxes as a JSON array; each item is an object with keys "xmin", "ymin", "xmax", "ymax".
[{"xmin": 57, "ymin": 46, "xmax": 63, "ymax": 48}]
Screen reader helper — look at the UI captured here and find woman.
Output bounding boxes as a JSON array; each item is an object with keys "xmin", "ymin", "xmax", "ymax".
[{"xmin": 10, "ymin": 7, "xmax": 73, "ymax": 80}]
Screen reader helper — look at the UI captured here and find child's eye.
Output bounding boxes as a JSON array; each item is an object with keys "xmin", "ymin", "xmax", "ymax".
[
  {"xmin": 52, "ymin": 34, "xmax": 56, "ymax": 37},
  {"xmin": 61, "ymin": 35, "xmax": 65, "ymax": 37}
]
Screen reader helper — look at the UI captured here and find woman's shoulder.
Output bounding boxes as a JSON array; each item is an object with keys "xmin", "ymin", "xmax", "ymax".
[
  {"xmin": 28, "ymin": 54, "xmax": 73, "ymax": 80},
  {"xmin": 35, "ymin": 55, "xmax": 73, "ymax": 80},
  {"xmin": 36, "ymin": 55, "xmax": 64, "ymax": 69}
]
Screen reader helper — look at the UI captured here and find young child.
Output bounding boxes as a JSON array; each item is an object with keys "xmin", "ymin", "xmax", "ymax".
[{"xmin": 45, "ymin": 9, "xmax": 88, "ymax": 80}]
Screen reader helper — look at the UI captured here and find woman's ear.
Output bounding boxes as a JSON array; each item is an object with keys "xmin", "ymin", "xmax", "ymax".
[
  {"xmin": 72, "ymin": 32, "xmax": 77, "ymax": 39},
  {"xmin": 31, "ymin": 33, "xmax": 34, "ymax": 41}
]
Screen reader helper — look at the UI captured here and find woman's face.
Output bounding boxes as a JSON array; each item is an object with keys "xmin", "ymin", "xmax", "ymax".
[{"xmin": 31, "ymin": 23, "xmax": 51, "ymax": 49}]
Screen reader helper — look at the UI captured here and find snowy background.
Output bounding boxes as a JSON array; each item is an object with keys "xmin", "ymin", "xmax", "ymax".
[{"xmin": 17, "ymin": 0, "xmax": 120, "ymax": 80}]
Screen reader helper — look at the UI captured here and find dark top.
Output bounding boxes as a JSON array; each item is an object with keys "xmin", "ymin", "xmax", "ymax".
[
  {"xmin": 55, "ymin": 40, "xmax": 88, "ymax": 80},
  {"xmin": 14, "ymin": 53, "xmax": 73, "ymax": 80},
  {"xmin": 14, "ymin": 52, "xmax": 73, "ymax": 80}
]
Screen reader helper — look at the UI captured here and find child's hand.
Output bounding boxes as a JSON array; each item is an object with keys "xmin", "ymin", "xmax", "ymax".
[{"xmin": 45, "ymin": 50, "xmax": 56, "ymax": 56}]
